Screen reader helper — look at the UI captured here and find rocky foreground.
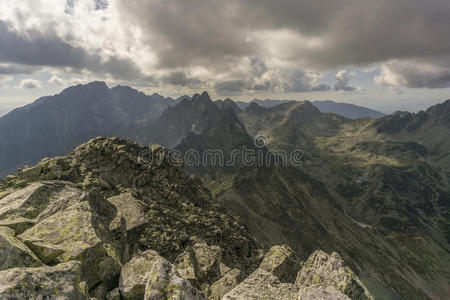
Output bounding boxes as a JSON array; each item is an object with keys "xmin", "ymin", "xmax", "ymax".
[{"xmin": 0, "ymin": 137, "xmax": 372, "ymax": 299}]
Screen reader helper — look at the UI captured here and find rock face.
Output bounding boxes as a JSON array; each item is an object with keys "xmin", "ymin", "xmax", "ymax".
[
  {"xmin": 0, "ymin": 226, "xmax": 41, "ymax": 270},
  {"xmin": 0, "ymin": 261, "xmax": 87, "ymax": 299},
  {"xmin": 0, "ymin": 137, "xmax": 372, "ymax": 299},
  {"xmin": 223, "ymin": 247, "xmax": 372, "ymax": 300},
  {"xmin": 0, "ymin": 137, "xmax": 261, "ymax": 299},
  {"xmin": 296, "ymin": 251, "xmax": 372, "ymax": 300}
]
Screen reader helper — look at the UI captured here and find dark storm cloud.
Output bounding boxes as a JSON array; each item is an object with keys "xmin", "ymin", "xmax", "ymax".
[
  {"xmin": 0, "ymin": 64, "xmax": 34, "ymax": 75},
  {"xmin": 0, "ymin": 21, "xmax": 142, "ymax": 80},
  {"xmin": 119, "ymin": 0, "xmax": 450, "ymax": 69},
  {"xmin": 214, "ymin": 80, "xmax": 246, "ymax": 96},
  {"xmin": 283, "ymin": 71, "xmax": 331, "ymax": 93},
  {"xmin": 161, "ymin": 72, "xmax": 204, "ymax": 88}
]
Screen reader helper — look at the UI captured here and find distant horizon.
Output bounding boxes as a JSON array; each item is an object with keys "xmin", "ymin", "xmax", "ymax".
[{"xmin": 1, "ymin": 81, "xmax": 448, "ymax": 118}]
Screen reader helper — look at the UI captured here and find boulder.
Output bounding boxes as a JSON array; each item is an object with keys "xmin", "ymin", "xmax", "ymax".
[
  {"xmin": 298, "ymin": 285, "xmax": 351, "ymax": 300},
  {"xmin": 119, "ymin": 250, "xmax": 160, "ymax": 299},
  {"xmin": 144, "ymin": 257, "xmax": 206, "ymax": 300},
  {"xmin": 296, "ymin": 251, "xmax": 372, "ymax": 300},
  {"xmin": 107, "ymin": 193, "xmax": 147, "ymax": 232},
  {"xmin": 191, "ymin": 242, "xmax": 222, "ymax": 283},
  {"xmin": 0, "ymin": 226, "xmax": 41, "ymax": 270},
  {"xmin": 222, "ymin": 268, "xmax": 298, "ymax": 300},
  {"xmin": 0, "ymin": 261, "xmax": 87, "ymax": 299},
  {"xmin": 209, "ymin": 268, "xmax": 241, "ymax": 300},
  {"xmin": 18, "ymin": 201, "xmax": 121, "ymax": 290},
  {"xmin": 0, "ymin": 182, "xmax": 47, "ymax": 219},
  {"xmin": 0, "ymin": 182, "xmax": 83, "ymax": 234},
  {"xmin": 175, "ymin": 248, "xmax": 199, "ymax": 287},
  {"xmin": 259, "ymin": 245, "xmax": 301, "ymax": 283},
  {"xmin": 106, "ymin": 287, "xmax": 121, "ymax": 300}
]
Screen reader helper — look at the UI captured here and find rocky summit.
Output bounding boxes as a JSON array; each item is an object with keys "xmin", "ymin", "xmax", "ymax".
[{"xmin": 0, "ymin": 137, "xmax": 371, "ymax": 299}]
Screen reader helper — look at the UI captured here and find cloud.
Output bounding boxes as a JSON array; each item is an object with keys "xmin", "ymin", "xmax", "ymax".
[
  {"xmin": 215, "ymin": 80, "xmax": 246, "ymax": 96},
  {"xmin": 334, "ymin": 70, "xmax": 356, "ymax": 92},
  {"xmin": 48, "ymin": 75, "xmax": 67, "ymax": 85},
  {"xmin": 375, "ymin": 60, "xmax": 450, "ymax": 89},
  {"xmin": 161, "ymin": 72, "xmax": 204, "ymax": 88},
  {"xmin": 1, "ymin": 0, "xmax": 450, "ymax": 92},
  {"xmin": 19, "ymin": 79, "xmax": 42, "ymax": 89}
]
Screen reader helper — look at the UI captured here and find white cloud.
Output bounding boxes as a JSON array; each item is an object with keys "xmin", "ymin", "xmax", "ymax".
[{"xmin": 19, "ymin": 79, "xmax": 42, "ymax": 89}]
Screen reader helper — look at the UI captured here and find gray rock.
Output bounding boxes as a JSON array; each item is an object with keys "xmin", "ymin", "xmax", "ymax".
[
  {"xmin": 0, "ymin": 226, "xmax": 41, "ymax": 270},
  {"xmin": 18, "ymin": 201, "xmax": 122, "ymax": 290},
  {"xmin": 144, "ymin": 257, "xmax": 206, "ymax": 300},
  {"xmin": 222, "ymin": 268, "xmax": 298, "ymax": 300},
  {"xmin": 259, "ymin": 245, "xmax": 301, "ymax": 283},
  {"xmin": 106, "ymin": 287, "xmax": 121, "ymax": 300},
  {"xmin": 0, "ymin": 261, "xmax": 87, "ymax": 299},
  {"xmin": 298, "ymin": 285, "xmax": 350, "ymax": 300},
  {"xmin": 107, "ymin": 193, "xmax": 147, "ymax": 232},
  {"xmin": 209, "ymin": 268, "xmax": 241, "ymax": 300},
  {"xmin": 119, "ymin": 250, "xmax": 160, "ymax": 300},
  {"xmin": 296, "ymin": 251, "xmax": 372, "ymax": 300}
]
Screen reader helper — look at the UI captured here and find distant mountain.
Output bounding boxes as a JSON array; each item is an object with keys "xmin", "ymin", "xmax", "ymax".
[
  {"xmin": 0, "ymin": 82, "xmax": 449, "ymax": 299},
  {"xmin": 312, "ymin": 100, "xmax": 386, "ymax": 119},
  {"xmin": 236, "ymin": 99, "xmax": 385, "ymax": 119},
  {"xmin": 0, "ymin": 82, "xmax": 175, "ymax": 177}
]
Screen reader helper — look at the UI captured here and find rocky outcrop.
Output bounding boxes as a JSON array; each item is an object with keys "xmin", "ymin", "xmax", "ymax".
[
  {"xmin": 0, "ymin": 137, "xmax": 261, "ymax": 299},
  {"xmin": 0, "ymin": 226, "xmax": 41, "ymax": 270},
  {"xmin": 0, "ymin": 261, "xmax": 87, "ymax": 299},
  {"xmin": 223, "ymin": 247, "xmax": 372, "ymax": 300},
  {"xmin": 119, "ymin": 250, "xmax": 160, "ymax": 299},
  {"xmin": 296, "ymin": 251, "xmax": 372, "ymax": 300},
  {"xmin": 144, "ymin": 257, "xmax": 206, "ymax": 300},
  {"xmin": 0, "ymin": 137, "xmax": 373, "ymax": 299}
]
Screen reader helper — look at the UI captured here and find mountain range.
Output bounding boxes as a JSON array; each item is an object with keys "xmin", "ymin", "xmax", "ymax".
[{"xmin": 0, "ymin": 82, "xmax": 449, "ymax": 299}]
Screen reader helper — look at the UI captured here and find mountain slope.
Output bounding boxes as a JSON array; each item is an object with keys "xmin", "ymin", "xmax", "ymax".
[
  {"xmin": 312, "ymin": 100, "xmax": 386, "ymax": 119},
  {"xmin": 0, "ymin": 82, "xmax": 175, "ymax": 177},
  {"xmin": 0, "ymin": 137, "xmax": 372, "ymax": 299},
  {"xmin": 236, "ymin": 99, "xmax": 385, "ymax": 119}
]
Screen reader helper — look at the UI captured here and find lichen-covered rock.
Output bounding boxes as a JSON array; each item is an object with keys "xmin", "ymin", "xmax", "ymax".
[
  {"xmin": 144, "ymin": 257, "xmax": 206, "ymax": 300},
  {"xmin": 175, "ymin": 248, "xmax": 199, "ymax": 287},
  {"xmin": 0, "ymin": 226, "xmax": 41, "ymax": 270},
  {"xmin": 119, "ymin": 250, "xmax": 160, "ymax": 300},
  {"xmin": 0, "ymin": 182, "xmax": 47, "ymax": 219},
  {"xmin": 107, "ymin": 192, "xmax": 147, "ymax": 232},
  {"xmin": 259, "ymin": 245, "xmax": 301, "ymax": 283},
  {"xmin": 298, "ymin": 285, "xmax": 350, "ymax": 300},
  {"xmin": 222, "ymin": 268, "xmax": 298, "ymax": 300},
  {"xmin": 296, "ymin": 251, "xmax": 372, "ymax": 300},
  {"xmin": 0, "ymin": 182, "xmax": 82, "ymax": 222},
  {"xmin": 106, "ymin": 287, "xmax": 121, "ymax": 300},
  {"xmin": 0, "ymin": 261, "xmax": 87, "ymax": 299},
  {"xmin": 18, "ymin": 201, "xmax": 122, "ymax": 290},
  {"xmin": 209, "ymin": 268, "xmax": 241, "ymax": 300}
]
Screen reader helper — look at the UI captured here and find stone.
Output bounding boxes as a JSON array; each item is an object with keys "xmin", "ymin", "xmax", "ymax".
[
  {"xmin": 108, "ymin": 192, "xmax": 147, "ymax": 232},
  {"xmin": 175, "ymin": 248, "xmax": 199, "ymax": 287},
  {"xmin": 0, "ymin": 226, "xmax": 41, "ymax": 270},
  {"xmin": 298, "ymin": 285, "xmax": 351, "ymax": 300},
  {"xmin": 106, "ymin": 287, "xmax": 121, "ymax": 300},
  {"xmin": 222, "ymin": 268, "xmax": 298, "ymax": 300},
  {"xmin": 209, "ymin": 268, "xmax": 241, "ymax": 300},
  {"xmin": 144, "ymin": 257, "xmax": 206, "ymax": 300},
  {"xmin": 296, "ymin": 251, "xmax": 372, "ymax": 300},
  {"xmin": 18, "ymin": 201, "xmax": 121, "ymax": 289},
  {"xmin": 119, "ymin": 250, "xmax": 160, "ymax": 299},
  {"xmin": 0, "ymin": 261, "xmax": 87, "ymax": 299},
  {"xmin": 191, "ymin": 242, "xmax": 222, "ymax": 283},
  {"xmin": 259, "ymin": 245, "xmax": 301, "ymax": 283}
]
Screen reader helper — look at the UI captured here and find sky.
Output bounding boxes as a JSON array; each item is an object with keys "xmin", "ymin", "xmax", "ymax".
[{"xmin": 1, "ymin": 0, "xmax": 450, "ymax": 115}]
